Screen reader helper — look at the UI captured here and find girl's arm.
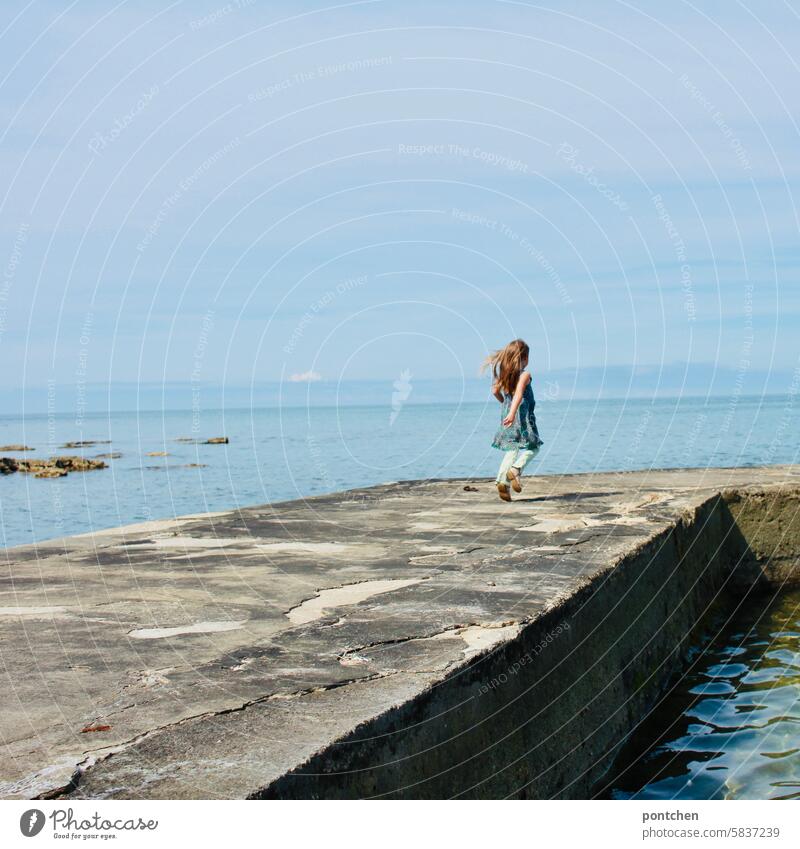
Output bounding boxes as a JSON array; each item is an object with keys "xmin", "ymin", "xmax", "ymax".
[
  {"xmin": 491, "ymin": 381, "xmax": 504, "ymax": 403},
  {"xmin": 502, "ymin": 372, "xmax": 531, "ymax": 426}
]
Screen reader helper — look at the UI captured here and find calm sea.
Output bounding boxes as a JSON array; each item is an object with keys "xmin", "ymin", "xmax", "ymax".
[
  {"xmin": 600, "ymin": 587, "xmax": 800, "ymax": 800},
  {"xmin": 0, "ymin": 394, "xmax": 797, "ymax": 549}
]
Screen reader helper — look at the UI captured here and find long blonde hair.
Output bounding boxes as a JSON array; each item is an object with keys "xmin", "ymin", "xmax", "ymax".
[{"xmin": 482, "ymin": 339, "xmax": 530, "ymax": 396}]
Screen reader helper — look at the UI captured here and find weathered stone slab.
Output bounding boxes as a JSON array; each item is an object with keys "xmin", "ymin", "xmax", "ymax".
[{"xmin": 0, "ymin": 466, "xmax": 798, "ymax": 799}]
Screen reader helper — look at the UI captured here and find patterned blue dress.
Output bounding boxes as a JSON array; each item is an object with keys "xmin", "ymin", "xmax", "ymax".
[{"xmin": 492, "ymin": 375, "xmax": 543, "ymax": 451}]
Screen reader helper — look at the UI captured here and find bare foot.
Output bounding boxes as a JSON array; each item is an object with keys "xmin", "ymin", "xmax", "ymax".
[
  {"xmin": 497, "ymin": 482, "xmax": 511, "ymax": 502},
  {"xmin": 507, "ymin": 468, "xmax": 522, "ymax": 493}
]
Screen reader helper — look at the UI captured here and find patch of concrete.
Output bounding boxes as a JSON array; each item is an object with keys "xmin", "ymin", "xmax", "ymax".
[
  {"xmin": 258, "ymin": 542, "xmax": 350, "ymax": 555},
  {"xmin": 145, "ymin": 537, "xmax": 250, "ymax": 550},
  {"xmin": 517, "ymin": 516, "xmax": 588, "ymax": 533},
  {"xmin": 287, "ymin": 578, "xmax": 424, "ymax": 625},
  {"xmin": 456, "ymin": 623, "xmax": 522, "ymax": 657},
  {"xmin": 519, "ymin": 514, "xmax": 654, "ymax": 533},
  {"xmin": 0, "ymin": 606, "xmax": 68, "ymax": 617},
  {"xmin": 128, "ymin": 621, "xmax": 246, "ymax": 639}
]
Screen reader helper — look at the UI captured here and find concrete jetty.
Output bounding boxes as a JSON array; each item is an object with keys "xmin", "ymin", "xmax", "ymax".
[{"xmin": 1, "ymin": 466, "xmax": 799, "ymax": 799}]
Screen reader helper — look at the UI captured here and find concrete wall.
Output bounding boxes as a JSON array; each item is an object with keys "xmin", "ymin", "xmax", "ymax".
[
  {"xmin": 723, "ymin": 488, "xmax": 800, "ymax": 587},
  {"xmin": 256, "ymin": 490, "xmax": 798, "ymax": 799}
]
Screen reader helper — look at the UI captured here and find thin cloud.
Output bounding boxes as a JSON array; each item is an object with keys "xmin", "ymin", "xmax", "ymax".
[{"xmin": 288, "ymin": 370, "xmax": 322, "ymax": 383}]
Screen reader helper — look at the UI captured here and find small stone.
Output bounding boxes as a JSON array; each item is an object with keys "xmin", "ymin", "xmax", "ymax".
[
  {"xmin": 81, "ymin": 723, "xmax": 112, "ymax": 733},
  {"xmin": 50, "ymin": 456, "xmax": 107, "ymax": 472},
  {"xmin": 60, "ymin": 440, "xmax": 111, "ymax": 449},
  {"xmin": 13, "ymin": 456, "xmax": 108, "ymax": 477},
  {"xmin": 34, "ymin": 468, "xmax": 68, "ymax": 478},
  {"xmin": 339, "ymin": 654, "xmax": 371, "ymax": 667},
  {"xmin": 146, "ymin": 451, "xmax": 169, "ymax": 457},
  {"xmin": 0, "ymin": 457, "xmax": 20, "ymax": 474},
  {"xmin": 0, "ymin": 445, "xmax": 33, "ymax": 451},
  {"xmin": 463, "ymin": 485, "xmax": 479, "ymax": 492},
  {"xmin": 205, "ymin": 437, "xmax": 229, "ymax": 444}
]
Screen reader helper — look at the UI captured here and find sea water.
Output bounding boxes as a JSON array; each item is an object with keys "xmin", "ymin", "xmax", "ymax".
[
  {"xmin": 600, "ymin": 588, "xmax": 800, "ymax": 800},
  {"xmin": 2, "ymin": 392, "xmax": 799, "ymax": 802},
  {"xmin": 0, "ymin": 393, "xmax": 797, "ymax": 548}
]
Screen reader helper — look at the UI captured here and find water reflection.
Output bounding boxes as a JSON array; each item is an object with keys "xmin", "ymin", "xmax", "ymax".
[{"xmin": 599, "ymin": 590, "xmax": 800, "ymax": 800}]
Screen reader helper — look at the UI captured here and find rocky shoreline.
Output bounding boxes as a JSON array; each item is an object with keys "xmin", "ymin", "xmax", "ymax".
[
  {"xmin": 0, "ymin": 456, "xmax": 107, "ymax": 478},
  {"xmin": 0, "ymin": 436, "xmax": 230, "ymax": 479}
]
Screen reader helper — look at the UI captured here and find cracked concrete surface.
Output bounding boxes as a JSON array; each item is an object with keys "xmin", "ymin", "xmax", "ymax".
[{"xmin": 1, "ymin": 466, "xmax": 799, "ymax": 799}]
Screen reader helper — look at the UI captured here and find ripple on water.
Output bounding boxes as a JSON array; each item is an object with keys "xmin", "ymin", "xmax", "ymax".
[
  {"xmin": 599, "ymin": 588, "xmax": 800, "ymax": 800},
  {"xmin": 689, "ymin": 681, "xmax": 736, "ymax": 696},
  {"xmin": 764, "ymin": 648, "xmax": 800, "ymax": 667},
  {"xmin": 704, "ymin": 662, "xmax": 749, "ymax": 679}
]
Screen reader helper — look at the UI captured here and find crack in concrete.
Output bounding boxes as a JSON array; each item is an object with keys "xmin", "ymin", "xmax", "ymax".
[
  {"xmin": 285, "ymin": 577, "xmax": 427, "ymax": 625},
  {"xmin": 35, "ymin": 669, "xmax": 405, "ymax": 800},
  {"xmin": 338, "ymin": 624, "xmax": 467, "ymax": 660},
  {"xmin": 38, "ymin": 619, "xmax": 524, "ymax": 799},
  {"xmin": 338, "ymin": 620, "xmax": 523, "ymax": 663}
]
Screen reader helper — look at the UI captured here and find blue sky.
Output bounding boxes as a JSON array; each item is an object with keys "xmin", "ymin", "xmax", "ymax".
[{"xmin": 1, "ymin": 0, "xmax": 798, "ymax": 402}]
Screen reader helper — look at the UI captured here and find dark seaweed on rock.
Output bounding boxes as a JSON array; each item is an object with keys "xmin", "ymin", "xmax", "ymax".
[{"xmin": 0, "ymin": 456, "xmax": 107, "ymax": 477}]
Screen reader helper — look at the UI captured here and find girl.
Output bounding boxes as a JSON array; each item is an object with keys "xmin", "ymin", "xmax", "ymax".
[{"xmin": 483, "ymin": 338, "xmax": 543, "ymax": 501}]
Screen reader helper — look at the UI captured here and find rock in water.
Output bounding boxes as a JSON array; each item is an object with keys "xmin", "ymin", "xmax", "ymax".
[
  {"xmin": 48, "ymin": 456, "xmax": 107, "ymax": 472},
  {"xmin": 34, "ymin": 467, "xmax": 68, "ymax": 478},
  {"xmin": 60, "ymin": 440, "xmax": 111, "ymax": 448},
  {"xmin": 0, "ymin": 457, "xmax": 20, "ymax": 474},
  {"xmin": 0, "ymin": 445, "xmax": 34, "ymax": 451},
  {"xmin": 205, "ymin": 437, "xmax": 229, "ymax": 444},
  {"xmin": 4, "ymin": 456, "xmax": 109, "ymax": 477}
]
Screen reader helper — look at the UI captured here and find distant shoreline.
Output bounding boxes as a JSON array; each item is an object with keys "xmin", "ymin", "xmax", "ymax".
[{"xmin": 0, "ymin": 390, "xmax": 794, "ymax": 420}]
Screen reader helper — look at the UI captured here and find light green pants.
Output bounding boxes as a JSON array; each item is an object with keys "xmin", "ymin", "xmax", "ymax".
[{"xmin": 496, "ymin": 447, "xmax": 538, "ymax": 484}]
